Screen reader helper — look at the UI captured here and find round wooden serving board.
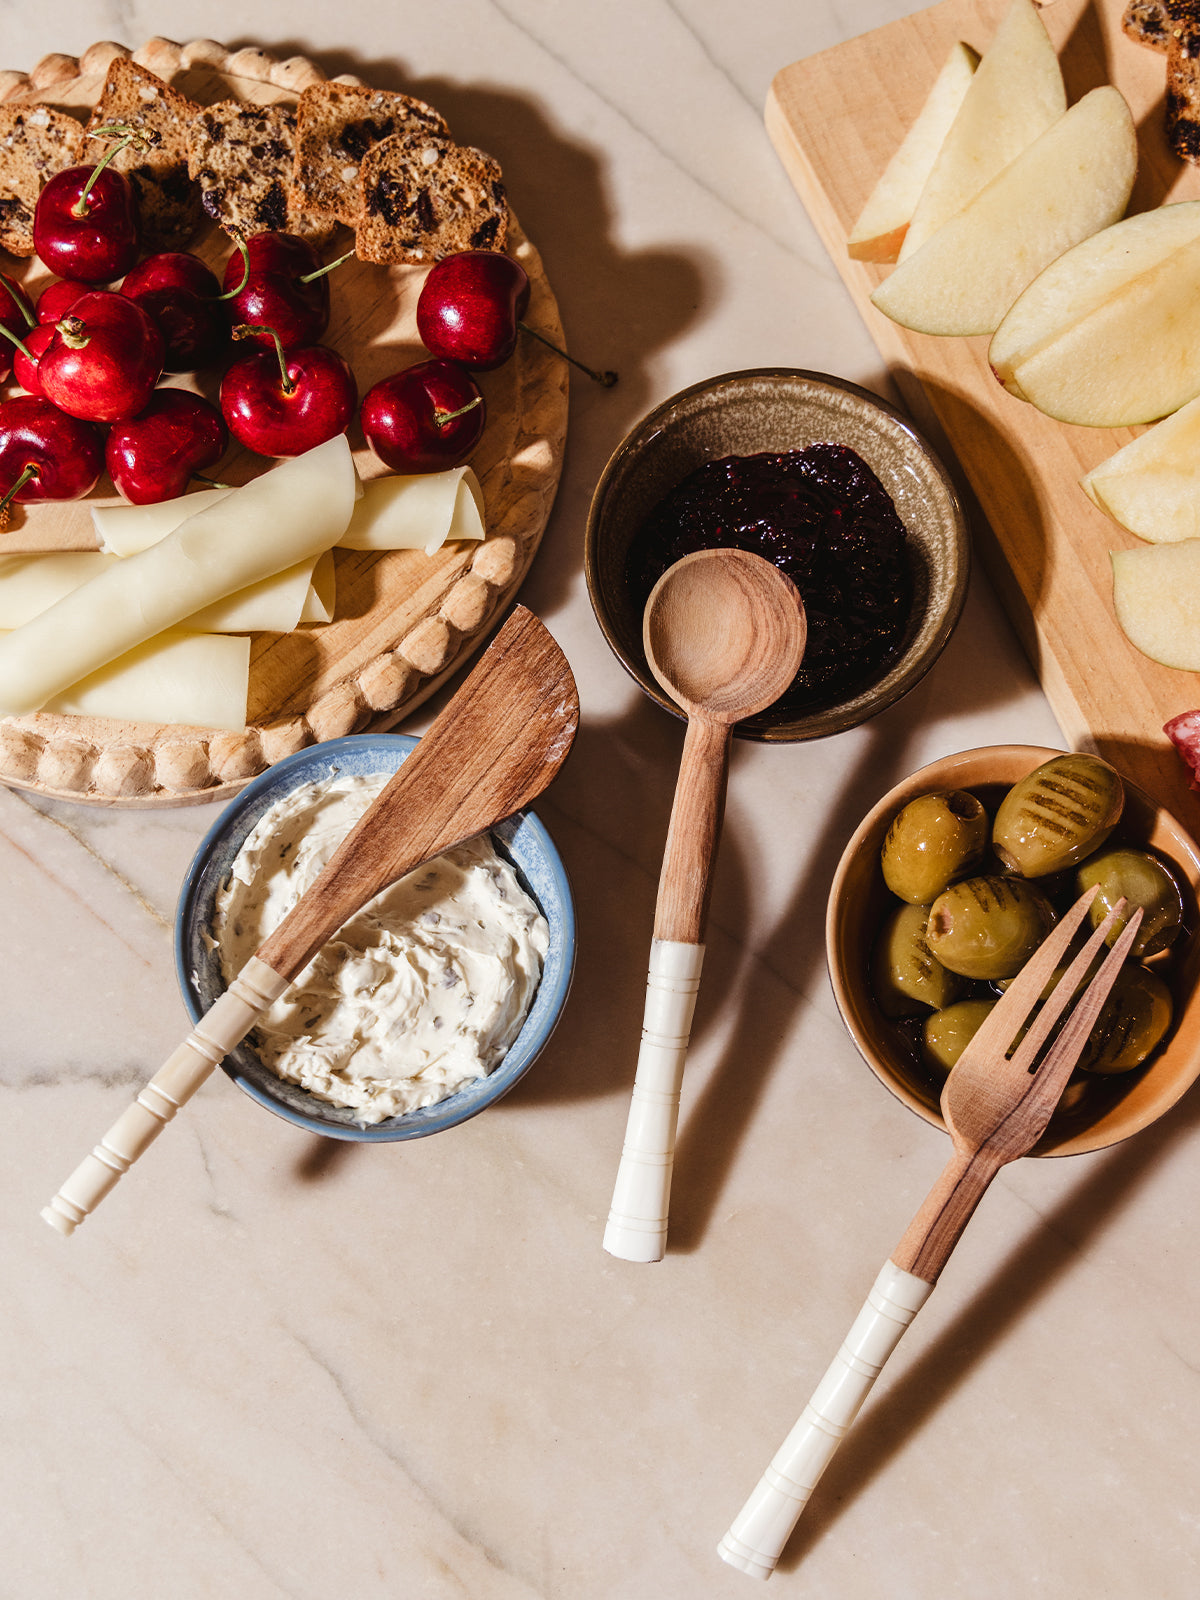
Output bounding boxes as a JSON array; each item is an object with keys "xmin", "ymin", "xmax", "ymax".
[{"xmin": 0, "ymin": 39, "xmax": 568, "ymax": 806}]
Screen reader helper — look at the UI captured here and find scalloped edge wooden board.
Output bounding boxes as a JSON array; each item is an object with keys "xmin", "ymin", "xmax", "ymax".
[
  {"xmin": 0, "ymin": 38, "xmax": 568, "ymax": 806},
  {"xmin": 766, "ymin": 0, "xmax": 1200, "ymax": 834}
]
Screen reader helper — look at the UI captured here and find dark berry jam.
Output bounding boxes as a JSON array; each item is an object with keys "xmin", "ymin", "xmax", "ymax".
[{"xmin": 627, "ymin": 444, "xmax": 912, "ymax": 718}]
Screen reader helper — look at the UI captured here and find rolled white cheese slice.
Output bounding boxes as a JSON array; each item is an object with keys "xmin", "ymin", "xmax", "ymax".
[
  {"xmin": 0, "ymin": 550, "xmax": 324, "ymax": 635},
  {"xmin": 302, "ymin": 549, "xmax": 336, "ymax": 624},
  {"xmin": 39, "ymin": 629, "xmax": 250, "ymax": 731},
  {"xmin": 93, "ymin": 488, "xmax": 234, "ymax": 557},
  {"xmin": 319, "ymin": 466, "xmax": 485, "ymax": 552},
  {"xmin": 0, "ymin": 435, "xmax": 357, "ymax": 717}
]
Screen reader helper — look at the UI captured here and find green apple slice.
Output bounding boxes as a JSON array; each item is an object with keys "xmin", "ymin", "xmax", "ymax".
[
  {"xmin": 1082, "ymin": 394, "xmax": 1200, "ymax": 542},
  {"xmin": 1111, "ymin": 539, "xmax": 1200, "ymax": 668},
  {"xmin": 990, "ymin": 201, "xmax": 1200, "ymax": 387},
  {"xmin": 848, "ymin": 41, "xmax": 979, "ymax": 264},
  {"xmin": 870, "ymin": 86, "xmax": 1136, "ymax": 338},
  {"xmin": 899, "ymin": 0, "xmax": 1065, "ymax": 260}
]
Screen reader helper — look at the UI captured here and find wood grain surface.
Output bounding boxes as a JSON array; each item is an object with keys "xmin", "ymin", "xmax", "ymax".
[
  {"xmin": 767, "ymin": 0, "xmax": 1200, "ymax": 833},
  {"xmin": 0, "ymin": 39, "xmax": 568, "ymax": 806}
]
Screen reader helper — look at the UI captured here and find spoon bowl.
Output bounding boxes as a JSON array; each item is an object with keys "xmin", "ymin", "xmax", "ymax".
[{"xmin": 643, "ymin": 548, "xmax": 807, "ymax": 722}]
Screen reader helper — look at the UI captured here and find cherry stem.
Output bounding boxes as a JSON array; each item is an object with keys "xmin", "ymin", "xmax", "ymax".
[
  {"xmin": 0, "ymin": 278, "xmax": 34, "ymax": 329},
  {"xmin": 0, "ymin": 462, "xmax": 39, "ymax": 530},
  {"xmin": 192, "ymin": 473, "xmax": 233, "ymax": 490},
  {"xmin": 73, "ymin": 123, "xmax": 149, "ymax": 219},
  {"xmin": 434, "ymin": 395, "xmax": 484, "ymax": 430},
  {"xmin": 56, "ymin": 315, "xmax": 91, "ymax": 351},
  {"xmin": 299, "ymin": 249, "xmax": 355, "ymax": 285},
  {"xmin": 517, "ymin": 321, "xmax": 617, "ymax": 387},
  {"xmin": 232, "ymin": 323, "xmax": 295, "ymax": 395},
  {"xmin": 0, "ymin": 320, "xmax": 35, "ymax": 363},
  {"xmin": 218, "ymin": 238, "xmax": 252, "ymax": 301}
]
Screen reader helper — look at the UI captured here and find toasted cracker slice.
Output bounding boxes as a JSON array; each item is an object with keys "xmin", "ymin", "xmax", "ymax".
[
  {"xmin": 355, "ymin": 130, "xmax": 507, "ymax": 265},
  {"xmin": 292, "ymin": 82, "xmax": 449, "ymax": 227}
]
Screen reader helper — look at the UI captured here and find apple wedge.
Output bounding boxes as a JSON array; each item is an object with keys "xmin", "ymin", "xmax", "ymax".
[
  {"xmin": 990, "ymin": 201, "xmax": 1200, "ymax": 391},
  {"xmin": 1111, "ymin": 539, "xmax": 1200, "ymax": 669},
  {"xmin": 1082, "ymin": 394, "xmax": 1200, "ymax": 542},
  {"xmin": 848, "ymin": 41, "xmax": 979, "ymax": 263},
  {"xmin": 898, "ymin": 0, "xmax": 1065, "ymax": 260},
  {"xmin": 870, "ymin": 86, "xmax": 1136, "ymax": 338}
]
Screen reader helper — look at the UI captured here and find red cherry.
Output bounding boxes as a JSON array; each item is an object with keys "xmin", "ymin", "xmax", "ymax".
[
  {"xmin": 0, "ymin": 394, "xmax": 104, "ymax": 528},
  {"xmin": 122, "ymin": 252, "xmax": 229, "ymax": 371},
  {"xmin": 0, "ymin": 274, "xmax": 35, "ymax": 383},
  {"xmin": 39, "ymin": 291, "xmax": 165, "ymax": 423},
  {"xmin": 106, "ymin": 389, "xmax": 228, "ymax": 504},
  {"xmin": 219, "ymin": 325, "xmax": 356, "ymax": 457},
  {"xmin": 221, "ymin": 232, "xmax": 332, "ymax": 350},
  {"xmin": 416, "ymin": 251, "xmax": 531, "ymax": 370},
  {"xmin": 360, "ymin": 358, "xmax": 486, "ymax": 474},
  {"xmin": 13, "ymin": 324, "xmax": 54, "ymax": 394},
  {"xmin": 32, "ymin": 125, "xmax": 144, "ymax": 284},
  {"xmin": 36, "ymin": 279, "xmax": 89, "ymax": 324}
]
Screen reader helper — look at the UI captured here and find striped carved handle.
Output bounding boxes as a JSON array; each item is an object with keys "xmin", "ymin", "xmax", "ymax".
[
  {"xmin": 718, "ymin": 1260, "xmax": 933, "ymax": 1579},
  {"xmin": 602, "ymin": 938, "xmax": 705, "ymax": 1263},
  {"xmin": 41, "ymin": 956, "xmax": 289, "ymax": 1236}
]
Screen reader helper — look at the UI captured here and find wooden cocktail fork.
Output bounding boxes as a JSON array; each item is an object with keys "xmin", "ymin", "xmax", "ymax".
[
  {"xmin": 42, "ymin": 606, "xmax": 578, "ymax": 1236},
  {"xmin": 719, "ymin": 886, "xmax": 1142, "ymax": 1579}
]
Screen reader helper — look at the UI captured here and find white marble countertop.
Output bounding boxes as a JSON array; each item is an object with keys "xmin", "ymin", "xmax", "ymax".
[{"xmin": 7, "ymin": 3, "xmax": 1200, "ymax": 1596}]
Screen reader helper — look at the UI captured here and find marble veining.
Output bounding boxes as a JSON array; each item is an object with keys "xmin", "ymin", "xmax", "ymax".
[{"xmin": 5, "ymin": 4, "xmax": 1200, "ymax": 1598}]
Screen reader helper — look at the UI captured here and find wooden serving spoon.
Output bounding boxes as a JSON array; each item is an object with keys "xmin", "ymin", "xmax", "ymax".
[
  {"xmin": 603, "ymin": 548, "xmax": 807, "ymax": 1263},
  {"xmin": 43, "ymin": 606, "xmax": 579, "ymax": 1237},
  {"xmin": 719, "ymin": 886, "xmax": 1143, "ymax": 1579}
]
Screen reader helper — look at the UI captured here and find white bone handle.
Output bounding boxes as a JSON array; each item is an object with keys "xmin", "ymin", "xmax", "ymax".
[
  {"xmin": 603, "ymin": 938, "xmax": 704, "ymax": 1262},
  {"xmin": 41, "ymin": 956, "xmax": 289, "ymax": 1237},
  {"xmin": 718, "ymin": 1260, "xmax": 933, "ymax": 1579}
]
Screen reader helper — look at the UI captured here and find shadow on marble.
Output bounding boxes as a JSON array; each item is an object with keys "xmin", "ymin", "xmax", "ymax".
[{"xmin": 774, "ymin": 1075, "xmax": 1200, "ymax": 1572}]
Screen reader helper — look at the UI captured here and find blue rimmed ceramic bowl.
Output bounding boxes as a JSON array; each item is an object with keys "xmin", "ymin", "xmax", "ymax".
[{"xmin": 174, "ymin": 733, "xmax": 575, "ymax": 1141}]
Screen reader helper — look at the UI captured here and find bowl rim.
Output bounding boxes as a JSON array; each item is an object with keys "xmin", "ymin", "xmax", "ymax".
[
  {"xmin": 584, "ymin": 365, "xmax": 971, "ymax": 742},
  {"xmin": 825, "ymin": 743, "xmax": 1200, "ymax": 1157},
  {"xmin": 174, "ymin": 732, "xmax": 576, "ymax": 1142}
]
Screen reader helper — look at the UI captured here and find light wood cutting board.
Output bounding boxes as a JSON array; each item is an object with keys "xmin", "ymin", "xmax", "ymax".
[
  {"xmin": 0, "ymin": 39, "xmax": 567, "ymax": 806},
  {"xmin": 767, "ymin": 0, "xmax": 1200, "ymax": 832}
]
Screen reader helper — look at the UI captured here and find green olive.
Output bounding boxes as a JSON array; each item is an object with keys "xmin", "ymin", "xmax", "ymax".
[
  {"xmin": 881, "ymin": 790, "xmax": 989, "ymax": 905},
  {"xmin": 926, "ymin": 875, "xmax": 1057, "ymax": 980},
  {"xmin": 872, "ymin": 902, "xmax": 964, "ymax": 1017},
  {"xmin": 1079, "ymin": 966, "xmax": 1173, "ymax": 1074},
  {"xmin": 1075, "ymin": 847, "xmax": 1185, "ymax": 958},
  {"xmin": 922, "ymin": 998, "xmax": 997, "ymax": 1076},
  {"xmin": 992, "ymin": 753, "xmax": 1124, "ymax": 877}
]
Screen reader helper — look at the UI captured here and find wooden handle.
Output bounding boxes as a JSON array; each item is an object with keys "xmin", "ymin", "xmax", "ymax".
[
  {"xmin": 891, "ymin": 1146, "xmax": 1001, "ymax": 1282},
  {"xmin": 653, "ymin": 711, "xmax": 731, "ymax": 945},
  {"xmin": 41, "ymin": 957, "xmax": 289, "ymax": 1236},
  {"xmin": 605, "ymin": 710, "xmax": 730, "ymax": 1261},
  {"xmin": 718, "ymin": 1261, "xmax": 933, "ymax": 1579},
  {"xmin": 603, "ymin": 938, "xmax": 705, "ymax": 1262}
]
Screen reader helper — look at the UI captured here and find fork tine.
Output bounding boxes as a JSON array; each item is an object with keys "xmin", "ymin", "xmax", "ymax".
[
  {"xmin": 952, "ymin": 885, "xmax": 1100, "ymax": 1067},
  {"xmin": 1006, "ymin": 896, "xmax": 1134, "ymax": 1074},
  {"xmin": 1017, "ymin": 905, "xmax": 1144, "ymax": 1115}
]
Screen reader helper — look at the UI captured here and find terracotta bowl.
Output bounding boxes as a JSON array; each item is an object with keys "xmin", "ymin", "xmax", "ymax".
[
  {"xmin": 584, "ymin": 368, "xmax": 970, "ymax": 741},
  {"xmin": 827, "ymin": 744, "xmax": 1200, "ymax": 1156}
]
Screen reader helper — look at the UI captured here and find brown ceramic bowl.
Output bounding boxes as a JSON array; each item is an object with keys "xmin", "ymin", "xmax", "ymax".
[
  {"xmin": 827, "ymin": 745, "xmax": 1200, "ymax": 1156},
  {"xmin": 584, "ymin": 368, "xmax": 969, "ymax": 741}
]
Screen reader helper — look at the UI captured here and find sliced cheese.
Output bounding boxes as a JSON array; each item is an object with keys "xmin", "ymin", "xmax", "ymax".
[
  {"xmin": 322, "ymin": 466, "xmax": 484, "ymax": 552},
  {"xmin": 93, "ymin": 488, "xmax": 234, "ymax": 556},
  {"xmin": 0, "ymin": 435, "xmax": 357, "ymax": 717},
  {"xmin": 303, "ymin": 550, "xmax": 337, "ymax": 624},
  {"xmin": 42, "ymin": 629, "xmax": 250, "ymax": 731},
  {"xmin": 0, "ymin": 550, "xmax": 322, "ymax": 634}
]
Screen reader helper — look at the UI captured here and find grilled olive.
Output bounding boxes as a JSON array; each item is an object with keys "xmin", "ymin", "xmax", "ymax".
[
  {"xmin": 881, "ymin": 789, "xmax": 989, "ymax": 905},
  {"xmin": 1076, "ymin": 847, "xmax": 1185, "ymax": 958},
  {"xmin": 1079, "ymin": 965, "xmax": 1173, "ymax": 1074},
  {"xmin": 922, "ymin": 998, "xmax": 997, "ymax": 1076},
  {"xmin": 926, "ymin": 875, "xmax": 1056, "ymax": 980},
  {"xmin": 872, "ymin": 902, "xmax": 964, "ymax": 1017},
  {"xmin": 992, "ymin": 753, "xmax": 1123, "ymax": 877}
]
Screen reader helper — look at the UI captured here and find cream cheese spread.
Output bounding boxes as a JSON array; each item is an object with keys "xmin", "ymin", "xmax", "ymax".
[{"xmin": 211, "ymin": 770, "xmax": 548, "ymax": 1123}]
